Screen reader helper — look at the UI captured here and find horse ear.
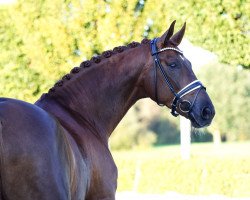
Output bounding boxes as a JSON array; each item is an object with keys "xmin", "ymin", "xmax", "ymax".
[
  {"xmin": 169, "ymin": 22, "xmax": 186, "ymax": 46},
  {"xmin": 158, "ymin": 20, "xmax": 176, "ymax": 47}
]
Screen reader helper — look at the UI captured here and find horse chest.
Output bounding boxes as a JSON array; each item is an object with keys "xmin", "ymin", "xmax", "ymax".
[{"xmin": 80, "ymin": 136, "xmax": 118, "ymax": 199}]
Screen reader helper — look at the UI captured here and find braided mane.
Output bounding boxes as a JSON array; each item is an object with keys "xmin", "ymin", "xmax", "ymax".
[{"xmin": 48, "ymin": 38, "xmax": 151, "ymax": 94}]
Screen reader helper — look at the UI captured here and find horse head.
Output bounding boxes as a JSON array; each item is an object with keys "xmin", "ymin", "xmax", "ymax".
[{"xmin": 142, "ymin": 21, "xmax": 215, "ymax": 128}]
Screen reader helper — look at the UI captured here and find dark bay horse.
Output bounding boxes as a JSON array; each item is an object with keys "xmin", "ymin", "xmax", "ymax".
[{"xmin": 0, "ymin": 21, "xmax": 215, "ymax": 199}]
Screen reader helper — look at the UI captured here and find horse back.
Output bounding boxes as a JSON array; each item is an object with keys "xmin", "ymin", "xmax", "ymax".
[{"xmin": 0, "ymin": 98, "xmax": 88, "ymax": 199}]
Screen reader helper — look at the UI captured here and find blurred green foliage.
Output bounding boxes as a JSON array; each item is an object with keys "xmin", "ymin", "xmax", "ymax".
[
  {"xmin": 113, "ymin": 142, "xmax": 250, "ymax": 197},
  {"xmin": 148, "ymin": 109, "xmax": 180, "ymax": 145},
  {"xmin": 198, "ymin": 63, "xmax": 250, "ymax": 141},
  {"xmin": 110, "ymin": 106, "xmax": 156, "ymax": 150},
  {"xmin": 0, "ymin": 0, "xmax": 249, "ymax": 148}
]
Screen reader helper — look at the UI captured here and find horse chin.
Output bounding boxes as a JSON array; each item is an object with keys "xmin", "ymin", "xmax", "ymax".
[{"xmin": 191, "ymin": 120, "xmax": 206, "ymax": 128}]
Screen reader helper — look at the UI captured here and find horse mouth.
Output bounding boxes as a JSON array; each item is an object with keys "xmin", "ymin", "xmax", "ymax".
[{"xmin": 188, "ymin": 112, "xmax": 211, "ymax": 128}]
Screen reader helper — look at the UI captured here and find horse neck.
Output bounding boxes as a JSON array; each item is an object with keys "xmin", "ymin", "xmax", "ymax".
[{"xmin": 36, "ymin": 44, "xmax": 150, "ymax": 143}]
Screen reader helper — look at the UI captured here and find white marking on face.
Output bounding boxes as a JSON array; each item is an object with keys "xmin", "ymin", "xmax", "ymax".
[{"xmin": 180, "ymin": 55, "xmax": 185, "ymax": 61}]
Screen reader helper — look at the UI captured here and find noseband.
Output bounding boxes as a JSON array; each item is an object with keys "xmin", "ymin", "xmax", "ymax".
[{"xmin": 150, "ymin": 38, "xmax": 206, "ymax": 117}]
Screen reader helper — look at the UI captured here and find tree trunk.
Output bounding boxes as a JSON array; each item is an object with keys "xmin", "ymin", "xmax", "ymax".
[{"xmin": 213, "ymin": 129, "xmax": 221, "ymax": 146}]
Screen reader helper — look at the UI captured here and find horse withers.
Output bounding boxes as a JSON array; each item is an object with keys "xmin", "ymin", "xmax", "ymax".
[{"xmin": 0, "ymin": 21, "xmax": 215, "ymax": 199}]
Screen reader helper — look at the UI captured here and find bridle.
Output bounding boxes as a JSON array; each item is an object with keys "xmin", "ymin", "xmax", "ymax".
[{"xmin": 150, "ymin": 38, "xmax": 206, "ymax": 117}]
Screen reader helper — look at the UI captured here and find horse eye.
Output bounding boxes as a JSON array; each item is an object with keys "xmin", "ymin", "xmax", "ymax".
[{"xmin": 169, "ymin": 63, "xmax": 176, "ymax": 68}]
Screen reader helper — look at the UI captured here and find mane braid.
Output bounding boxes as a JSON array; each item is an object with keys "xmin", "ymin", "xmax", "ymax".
[{"xmin": 48, "ymin": 38, "xmax": 151, "ymax": 95}]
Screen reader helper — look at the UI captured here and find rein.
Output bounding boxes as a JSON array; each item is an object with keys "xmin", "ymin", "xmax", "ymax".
[{"xmin": 150, "ymin": 38, "xmax": 205, "ymax": 117}]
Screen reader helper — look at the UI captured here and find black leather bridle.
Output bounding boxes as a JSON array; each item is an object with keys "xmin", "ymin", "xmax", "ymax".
[{"xmin": 150, "ymin": 38, "xmax": 206, "ymax": 117}]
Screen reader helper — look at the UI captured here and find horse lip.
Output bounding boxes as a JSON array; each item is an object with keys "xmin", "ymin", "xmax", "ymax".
[{"xmin": 189, "ymin": 112, "xmax": 207, "ymax": 128}]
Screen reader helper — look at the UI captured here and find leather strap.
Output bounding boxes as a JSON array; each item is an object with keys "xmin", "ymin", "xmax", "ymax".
[{"xmin": 150, "ymin": 38, "xmax": 205, "ymax": 117}]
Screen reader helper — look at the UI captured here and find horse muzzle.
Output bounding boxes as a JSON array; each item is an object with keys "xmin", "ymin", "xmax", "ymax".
[{"xmin": 188, "ymin": 97, "xmax": 215, "ymax": 128}]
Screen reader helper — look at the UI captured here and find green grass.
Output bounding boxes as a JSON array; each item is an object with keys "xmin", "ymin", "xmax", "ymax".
[{"xmin": 112, "ymin": 142, "xmax": 250, "ymax": 197}]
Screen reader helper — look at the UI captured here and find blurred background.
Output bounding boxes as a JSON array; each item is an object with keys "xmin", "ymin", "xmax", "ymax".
[{"xmin": 0, "ymin": 0, "xmax": 249, "ymax": 199}]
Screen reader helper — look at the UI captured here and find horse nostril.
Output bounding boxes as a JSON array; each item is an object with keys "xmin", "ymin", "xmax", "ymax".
[{"xmin": 201, "ymin": 107, "xmax": 212, "ymax": 120}]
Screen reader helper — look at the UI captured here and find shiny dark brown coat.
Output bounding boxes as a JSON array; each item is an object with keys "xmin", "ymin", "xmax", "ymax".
[{"xmin": 0, "ymin": 22, "xmax": 214, "ymax": 200}]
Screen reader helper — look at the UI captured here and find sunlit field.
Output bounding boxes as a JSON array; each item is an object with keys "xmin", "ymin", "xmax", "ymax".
[{"xmin": 112, "ymin": 142, "xmax": 250, "ymax": 198}]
